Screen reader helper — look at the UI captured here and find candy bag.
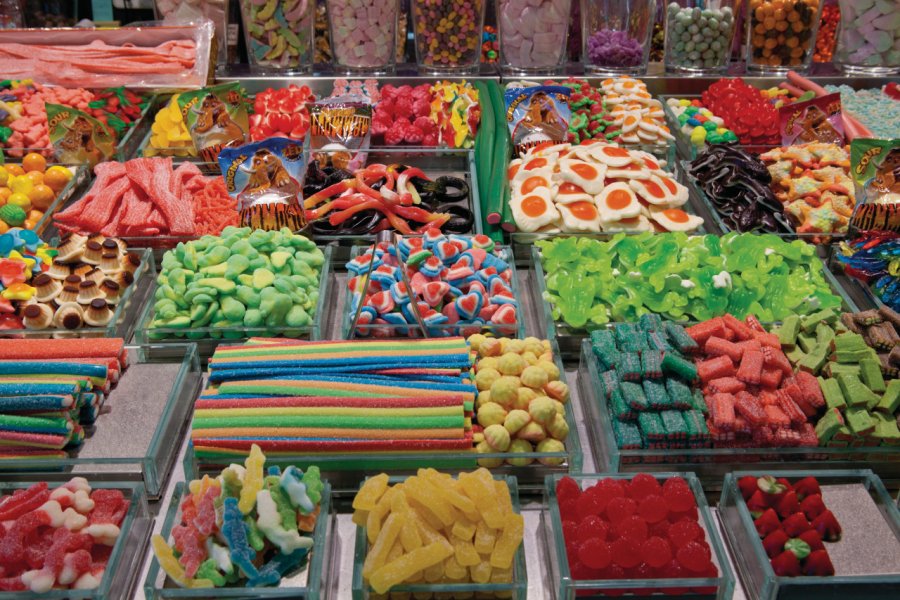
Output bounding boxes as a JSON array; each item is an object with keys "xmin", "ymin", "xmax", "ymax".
[
  {"xmin": 504, "ymin": 83, "xmax": 571, "ymax": 157},
  {"xmin": 178, "ymin": 82, "xmax": 249, "ymax": 162},
  {"xmin": 848, "ymin": 139, "xmax": 900, "ymax": 232},
  {"xmin": 779, "ymin": 93, "xmax": 845, "ymax": 146},
  {"xmin": 308, "ymin": 99, "xmax": 372, "ymax": 171},
  {"xmin": 45, "ymin": 104, "xmax": 115, "ymax": 167},
  {"xmin": 218, "ymin": 138, "xmax": 306, "ymax": 231}
]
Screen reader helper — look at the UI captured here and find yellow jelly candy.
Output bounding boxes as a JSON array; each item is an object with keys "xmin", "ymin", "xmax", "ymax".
[
  {"xmin": 459, "ymin": 469, "xmax": 504, "ymax": 529},
  {"xmin": 423, "ymin": 560, "xmax": 444, "ymax": 582},
  {"xmin": 413, "ymin": 511, "xmax": 444, "ymax": 545},
  {"xmin": 354, "ymin": 473, "xmax": 389, "ymax": 511},
  {"xmin": 151, "ymin": 535, "xmax": 215, "ymax": 589},
  {"xmin": 444, "ymin": 555, "xmax": 467, "ymax": 580},
  {"xmin": 474, "ymin": 520, "xmax": 497, "ymax": 554},
  {"xmin": 351, "ymin": 509, "xmax": 368, "ymax": 527},
  {"xmin": 363, "ymin": 512, "xmax": 403, "ymax": 579},
  {"xmin": 399, "ymin": 518, "xmax": 422, "ymax": 553},
  {"xmin": 470, "ymin": 559, "xmax": 492, "ymax": 584},
  {"xmin": 366, "ymin": 486, "xmax": 396, "ymax": 544},
  {"xmin": 451, "ymin": 519, "xmax": 476, "ymax": 542},
  {"xmin": 490, "ymin": 513, "xmax": 524, "ymax": 570},
  {"xmin": 403, "ymin": 476, "xmax": 455, "ymax": 528},
  {"xmin": 454, "ymin": 540, "xmax": 480, "ymax": 567},
  {"xmin": 238, "ymin": 443, "xmax": 264, "ymax": 515},
  {"xmin": 369, "ymin": 540, "xmax": 454, "ymax": 594},
  {"xmin": 422, "ymin": 469, "xmax": 478, "ymax": 521}
]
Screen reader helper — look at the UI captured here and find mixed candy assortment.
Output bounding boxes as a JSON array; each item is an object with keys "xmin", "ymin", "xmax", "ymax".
[
  {"xmin": 538, "ymin": 233, "xmax": 842, "ymax": 328},
  {"xmin": 0, "ymin": 229, "xmax": 139, "ymax": 332},
  {"xmin": 193, "ymin": 338, "xmax": 474, "ymax": 459},
  {"xmin": 747, "ymin": 0, "xmax": 822, "ymax": 70},
  {"xmin": 345, "ymin": 232, "xmax": 517, "ymax": 337},
  {"xmin": 840, "ymin": 232, "xmax": 900, "ymax": 316},
  {"xmin": 147, "ymin": 228, "xmax": 323, "ymax": 337},
  {"xmin": 0, "ymin": 155, "xmax": 74, "ymax": 232},
  {"xmin": 814, "ymin": 4, "xmax": 840, "ymax": 62},
  {"xmin": 824, "ymin": 85, "xmax": 900, "ymax": 140},
  {"xmin": 411, "ymin": 0, "xmax": 485, "ymax": 71},
  {"xmin": 665, "ymin": 99, "xmax": 739, "ymax": 149},
  {"xmin": 739, "ymin": 475, "xmax": 839, "ymax": 576},
  {"xmin": 152, "ymin": 445, "xmax": 324, "ymax": 588},
  {"xmin": 508, "ymin": 141, "xmax": 698, "ymax": 234},
  {"xmin": 249, "ymin": 85, "xmax": 315, "ymax": 141},
  {"xmin": 470, "ymin": 335, "xmax": 569, "ymax": 465},
  {"xmin": 664, "ymin": 2, "xmax": 736, "ymax": 72},
  {"xmin": 371, "ymin": 81, "xmax": 480, "ymax": 148},
  {"xmin": 555, "ymin": 475, "xmax": 719, "ymax": 585},
  {"xmin": 239, "ymin": 0, "xmax": 315, "ymax": 71},
  {"xmin": 0, "ymin": 337, "xmax": 128, "ymax": 458},
  {"xmin": 840, "ymin": 307, "xmax": 900, "ymax": 379},
  {"xmin": 0, "ymin": 478, "xmax": 129, "ymax": 592},
  {"xmin": 701, "ymin": 78, "xmax": 782, "ymax": 145},
  {"xmin": 353, "ymin": 469, "xmax": 523, "ymax": 594}
]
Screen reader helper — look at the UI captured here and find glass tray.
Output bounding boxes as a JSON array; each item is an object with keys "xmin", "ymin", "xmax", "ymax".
[
  {"xmin": 532, "ymin": 242, "xmax": 861, "ymax": 362},
  {"xmin": 682, "ymin": 160, "xmax": 847, "ymax": 244},
  {"xmin": 350, "ymin": 474, "xmax": 527, "ymax": 600},
  {"xmin": 133, "ymin": 244, "xmax": 332, "ymax": 361},
  {"xmin": 338, "ymin": 243, "xmax": 524, "ymax": 339},
  {"xmin": 0, "ymin": 343, "xmax": 202, "ymax": 499},
  {"xmin": 0, "ymin": 479, "xmax": 152, "ymax": 600},
  {"xmin": 542, "ymin": 472, "xmax": 735, "ymax": 600},
  {"xmin": 719, "ymin": 469, "xmax": 900, "ymax": 600},
  {"xmin": 579, "ymin": 338, "xmax": 900, "ymax": 489},
  {"xmin": 182, "ymin": 335, "xmax": 583, "ymax": 493},
  {"xmin": 144, "ymin": 480, "xmax": 335, "ymax": 599},
  {"xmin": 0, "ymin": 247, "xmax": 154, "ymax": 341}
]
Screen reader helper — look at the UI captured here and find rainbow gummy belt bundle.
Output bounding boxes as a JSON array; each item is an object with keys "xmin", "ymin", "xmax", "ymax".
[
  {"xmin": 0, "ymin": 477, "xmax": 129, "ymax": 592},
  {"xmin": 152, "ymin": 444, "xmax": 324, "ymax": 588},
  {"xmin": 192, "ymin": 338, "xmax": 476, "ymax": 460},
  {"xmin": 0, "ymin": 338, "xmax": 127, "ymax": 459}
]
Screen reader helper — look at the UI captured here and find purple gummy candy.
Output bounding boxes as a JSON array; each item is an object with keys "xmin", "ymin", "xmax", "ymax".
[{"xmin": 586, "ymin": 28, "xmax": 644, "ymax": 67}]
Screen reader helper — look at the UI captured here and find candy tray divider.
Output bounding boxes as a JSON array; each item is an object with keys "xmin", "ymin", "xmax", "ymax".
[
  {"xmin": 718, "ymin": 469, "xmax": 900, "ymax": 600},
  {"xmin": 0, "ymin": 246, "xmax": 154, "ymax": 341},
  {"xmin": 579, "ymin": 337, "xmax": 900, "ymax": 489},
  {"xmin": 133, "ymin": 243, "xmax": 332, "ymax": 361},
  {"xmin": 350, "ymin": 474, "xmax": 527, "ymax": 600},
  {"xmin": 0, "ymin": 479, "xmax": 152, "ymax": 600},
  {"xmin": 542, "ymin": 472, "xmax": 735, "ymax": 600},
  {"xmin": 144, "ymin": 480, "xmax": 335, "ymax": 599},
  {"xmin": 0, "ymin": 343, "xmax": 202, "ymax": 499},
  {"xmin": 339, "ymin": 242, "xmax": 524, "ymax": 339}
]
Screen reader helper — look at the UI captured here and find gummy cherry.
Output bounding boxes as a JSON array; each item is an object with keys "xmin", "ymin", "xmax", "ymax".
[
  {"xmin": 628, "ymin": 474, "xmax": 661, "ymax": 499},
  {"xmin": 606, "ymin": 497, "xmax": 637, "ymax": 524},
  {"xmin": 576, "ymin": 515, "xmax": 609, "ymax": 545},
  {"xmin": 556, "ymin": 476, "xmax": 582, "ymax": 504},
  {"xmin": 641, "ymin": 536, "xmax": 673, "ymax": 568},
  {"xmin": 638, "ymin": 495, "xmax": 669, "ymax": 524},
  {"xmin": 677, "ymin": 541, "xmax": 712, "ymax": 573},
  {"xmin": 668, "ymin": 520, "xmax": 703, "ymax": 549},
  {"xmin": 578, "ymin": 538, "xmax": 612, "ymax": 570},
  {"xmin": 614, "ymin": 515, "xmax": 648, "ymax": 543},
  {"xmin": 610, "ymin": 538, "xmax": 641, "ymax": 568}
]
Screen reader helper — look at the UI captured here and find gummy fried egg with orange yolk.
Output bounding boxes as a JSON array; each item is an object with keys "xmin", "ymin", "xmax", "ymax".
[
  {"xmin": 554, "ymin": 181, "xmax": 594, "ymax": 204},
  {"xmin": 588, "ymin": 144, "xmax": 636, "ymax": 168},
  {"xmin": 558, "ymin": 200, "xmax": 603, "ymax": 232},
  {"xmin": 629, "ymin": 174, "xmax": 689, "ymax": 206},
  {"xmin": 510, "ymin": 187, "xmax": 560, "ymax": 232},
  {"xmin": 647, "ymin": 205, "xmax": 704, "ymax": 232},
  {"xmin": 512, "ymin": 168, "xmax": 554, "ymax": 199},
  {"xmin": 556, "ymin": 159, "xmax": 607, "ymax": 195},
  {"xmin": 595, "ymin": 182, "xmax": 642, "ymax": 223},
  {"xmin": 602, "ymin": 214, "xmax": 654, "ymax": 232}
]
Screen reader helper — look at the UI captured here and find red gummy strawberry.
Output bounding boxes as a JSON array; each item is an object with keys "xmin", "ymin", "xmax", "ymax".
[
  {"xmin": 762, "ymin": 529, "xmax": 790, "ymax": 558},
  {"xmin": 771, "ymin": 550, "xmax": 802, "ymax": 576},
  {"xmin": 776, "ymin": 477, "xmax": 794, "ymax": 492},
  {"xmin": 757, "ymin": 475, "xmax": 788, "ymax": 505},
  {"xmin": 811, "ymin": 510, "xmax": 842, "ymax": 542},
  {"xmin": 803, "ymin": 549, "xmax": 835, "ymax": 576},
  {"xmin": 798, "ymin": 530, "xmax": 825, "ymax": 552},
  {"xmin": 754, "ymin": 508, "xmax": 782, "ymax": 538},
  {"xmin": 783, "ymin": 538, "xmax": 811, "ymax": 561},
  {"xmin": 782, "ymin": 513, "xmax": 812, "ymax": 537},
  {"xmin": 738, "ymin": 475, "xmax": 759, "ymax": 500},
  {"xmin": 557, "ymin": 477, "xmax": 582, "ymax": 503},
  {"xmin": 799, "ymin": 494, "xmax": 827, "ymax": 521},
  {"xmin": 793, "ymin": 476, "xmax": 821, "ymax": 500},
  {"xmin": 746, "ymin": 490, "xmax": 769, "ymax": 513},
  {"xmin": 404, "ymin": 126, "xmax": 425, "ymax": 144},
  {"xmin": 775, "ymin": 491, "xmax": 801, "ymax": 518}
]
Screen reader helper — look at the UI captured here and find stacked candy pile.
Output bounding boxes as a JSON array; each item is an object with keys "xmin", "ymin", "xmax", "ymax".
[
  {"xmin": 371, "ymin": 82, "xmax": 480, "ymax": 148},
  {"xmin": 353, "ymin": 468, "xmax": 524, "ymax": 594},
  {"xmin": 0, "ymin": 477, "xmax": 129, "ymax": 592},
  {"xmin": 345, "ymin": 232, "xmax": 517, "ymax": 337},
  {"xmin": 152, "ymin": 445, "xmax": 324, "ymax": 588},
  {"xmin": 0, "ymin": 154, "xmax": 74, "ymax": 232},
  {"xmin": 0, "ymin": 337, "xmax": 128, "ymax": 459},
  {"xmin": 840, "ymin": 307, "xmax": 900, "ymax": 379},
  {"xmin": 147, "ymin": 228, "xmax": 324, "ymax": 337},
  {"xmin": 665, "ymin": 98, "xmax": 739, "ymax": 149},
  {"xmin": 192, "ymin": 338, "xmax": 475, "ymax": 460},
  {"xmin": 508, "ymin": 141, "xmax": 699, "ymax": 234},
  {"xmin": 701, "ymin": 78, "xmax": 781, "ymax": 145},
  {"xmin": 538, "ymin": 233, "xmax": 842, "ymax": 328}
]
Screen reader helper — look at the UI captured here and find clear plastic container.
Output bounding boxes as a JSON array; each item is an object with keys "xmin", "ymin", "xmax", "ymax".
[
  {"xmin": 834, "ymin": 0, "xmax": 900, "ymax": 76},
  {"xmin": 326, "ymin": 0, "xmax": 399, "ymax": 74},
  {"xmin": 412, "ymin": 0, "xmax": 486, "ymax": 74},
  {"xmin": 497, "ymin": 0, "xmax": 571, "ymax": 75},
  {"xmin": 745, "ymin": 0, "xmax": 823, "ymax": 73},
  {"xmin": 239, "ymin": 0, "xmax": 315, "ymax": 73},
  {"xmin": 664, "ymin": 0, "xmax": 739, "ymax": 74},
  {"xmin": 581, "ymin": 0, "xmax": 657, "ymax": 75}
]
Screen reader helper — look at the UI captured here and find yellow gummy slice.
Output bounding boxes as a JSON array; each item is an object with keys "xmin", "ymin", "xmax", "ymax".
[
  {"xmin": 151, "ymin": 535, "xmax": 214, "ymax": 589},
  {"xmin": 407, "ymin": 493, "xmax": 444, "ymax": 533},
  {"xmin": 386, "ymin": 541, "xmax": 403, "ymax": 563},
  {"xmin": 454, "ymin": 540, "xmax": 480, "ymax": 567},
  {"xmin": 423, "ymin": 560, "xmax": 444, "ymax": 582},
  {"xmin": 494, "ymin": 480, "xmax": 512, "ymax": 517},
  {"xmin": 403, "ymin": 476, "xmax": 456, "ymax": 528},
  {"xmin": 353, "ymin": 473, "xmax": 389, "ymax": 511},
  {"xmin": 238, "ymin": 444, "xmax": 265, "ymax": 515},
  {"xmin": 369, "ymin": 540, "xmax": 454, "ymax": 594},
  {"xmin": 459, "ymin": 469, "xmax": 504, "ymax": 529},
  {"xmin": 351, "ymin": 509, "xmax": 368, "ymax": 527},
  {"xmin": 413, "ymin": 511, "xmax": 444, "ymax": 546},
  {"xmin": 444, "ymin": 555, "xmax": 467, "ymax": 580},
  {"xmin": 470, "ymin": 560, "xmax": 492, "ymax": 584},
  {"xmin": 492, "ymin": 566, "xmax": 513, "ymax": 584},
  {"xmin": 490, "ymin": 513, "xmax": 524, "ymax": 570},
  {"xmin": 400, "ymin": 518, "xmax": 422, "ymax": 553},
  {"xmin": 363, "ymin": 512, "xmax": 404, "ymax": 579},
  {"xmin": 474, "ymin": 520, "xmax": 496, "ymax": 555},
  {"xmin": 366, "ymin": 487, "xmax": 396, "ymax": 544},
  {"xmin": 451, "ymin": 519, "xmax": 476, "ymax": 542},
  {"xmin": 421, "ymin": 469, "xmax": 478, "ymax": 520}
]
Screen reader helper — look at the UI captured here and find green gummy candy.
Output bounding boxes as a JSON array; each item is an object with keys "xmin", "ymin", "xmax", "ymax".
[
  {"xmin": 266, "ymin": 476, "xmax": 297, "ymax": 532},
  {"xmin": 236, "ymin": 286, "xmax": 261, "ymax": 309},
  {"xmin": 778, "ymin": 314, "xmax": 801, "ymax": 346},
  {"xmin": 202, "ymin": 262, "xmax": 228, "ymax": 276},
  {"xmin": 197, "ymin": 278, "xmax": 236, "ymax": 294},
  {"xmin": 815, "ymin": 407, "xmax": 844, "ymax": 443},
  {"xmin": 253, "ymin": 268, "xmax": 276, "ymax": 288},
  {"xmin": 845, "ymin": 408, "xmax": 876, "ymax": 436},
  {"xmin": 286, "ymin": 305, "xmax": 310, "ymax": 328},
  {"xmin": 837, "ymin": 373, "xmax": 880, "ymax": 408},
  {"xmin": 860, "ymin": 358, "xmax": 886, "ymax": 393},
  {"xmin": 876, "ymin": 379, "xmax": 900, "ymax": 414},
  {"xmin": 243, "ymin": 309, "xmax": 264, "ymax": 328},
  {"xmin": 196, "ymin": 559, "xmax": 226, "ymax": 587},
  {"xmin": 225, "ymin": 254, "xmax": 251, "ymax": 278},
  {"xmin": 662, "ymin": 352, "xmax": 697, "ymax": 382},
  {"xmin": 612, "ymin": 419, "xmax": 643, "ymax": 449},
  {"xmin": 221, "ymin": 297, "xmax": 246, "ymax": 322},
  {"xmin": 237, "ymin": 274, "xmax": 254, "ymax": 286},
  {"xmin": 610, "ymin": 388, "xmax": 633, "ymax": 422},
  {"xmin": 815, "ymin": 322, "xmax": 835, "ymax": 349},
  {"xmin": 273, "ymin": 277, "xmax": 296, "ymax": 295},
  {"xmin": 244, "ymin": 514, "xmax": 265, "ymax": 552},
  {"xmin": 162, "ymin": 315, "xmax": 191, "ymax": 329},
  {"xmin": 801, "ymin": 308, "xmax": 837, "ymax": 333},
  {"xmin": 301, "ymin": 465, "xmax": 324, "ymax": 505},
  {"xmin": 825, "ymin": 362, "xmax": 861, "ymax": 378},
  {"xmin": 271, "ymin": 251, "xmax": 291, "ymax": 269},
  {"xmin": 818, "ymin": 377, "xmax": 846, "ymax": 410}
]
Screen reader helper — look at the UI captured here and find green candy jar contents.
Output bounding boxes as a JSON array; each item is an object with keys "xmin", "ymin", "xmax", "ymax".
[
  {"xmin": 149, "ymin": 226, "xmax": 325, "ymax": 339},
  {"xmin": 537, "ymin": 232, "xmax": 842, "ymax": 328}
]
